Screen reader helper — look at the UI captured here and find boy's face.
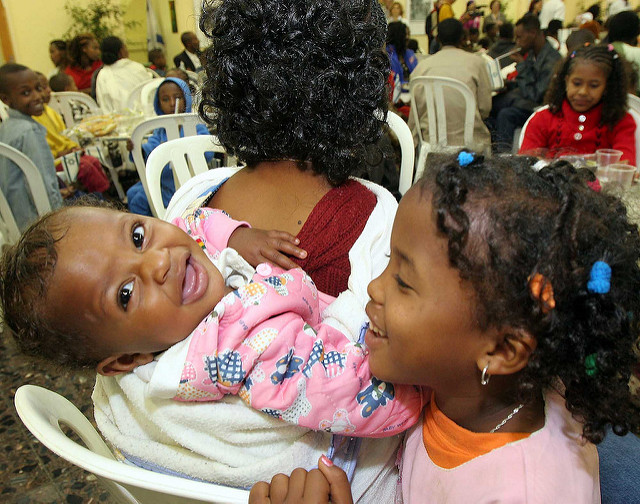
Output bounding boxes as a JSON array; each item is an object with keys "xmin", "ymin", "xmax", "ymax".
[
  {"xmin": 44, "ymin": 208, "xmax": 228, "ymax": 368},
  {"xmin": 158, "ymin": 82, "xmax": 186, "ymax": 114},
  {"xmin": 0, "ymin": 69, "xmax": 44, "ymax": 116},
  {"xmin": 37, "ymin": 74, "xmax": 51, "ymax": 104},
  {"xmin": 153, "ymin": 53, "xmax": 167, "ymax": 69}
]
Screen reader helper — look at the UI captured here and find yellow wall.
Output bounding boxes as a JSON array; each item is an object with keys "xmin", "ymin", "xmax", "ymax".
[
  {"xmin": 2, "ymin": 0, "xmax": 199, "ymax": 74},
  {"xmin": 5, "ymin": 0, "xmax": 640, "ymax": 73}
]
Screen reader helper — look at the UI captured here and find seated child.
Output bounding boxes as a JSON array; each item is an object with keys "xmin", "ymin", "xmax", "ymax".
[
  {"xmin": 126, "ymin": 77, "xmax": 211, "ymax": 216},
  {"xmin": 32, "ymin": 72, "xmax": 110, "ymax": 195},
  {"xmin": 148, "ymin": 48, "xmax": 167, "ymax": 77},
  {"xmin": 0, "ymin": 63, "xmax": 63, "ymax": 230},
  {"xmin": 249, "ymin": 151, "xmax": 640, "ymax": 502},
  {"xmin": 519, "ymin": 44, "xmax": 637, "ymax": 164},
  {"xmin": 49, "ymin": 72, "xmax": 78, "ymax": 93}
]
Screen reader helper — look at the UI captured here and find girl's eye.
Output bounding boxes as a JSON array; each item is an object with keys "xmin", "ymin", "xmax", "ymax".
[
  {"xmin": 119, "ymin": 280, "xmax": 134, "ymax": 311},
  {"xmin": 132, "ymin": 224, "xmax": 145, "ymax": 249}
]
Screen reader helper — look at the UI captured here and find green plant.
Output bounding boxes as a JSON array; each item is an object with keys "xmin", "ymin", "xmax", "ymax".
[{"xmin": 62, "ymin": 0, "xmax": 139, "ymax": 42}]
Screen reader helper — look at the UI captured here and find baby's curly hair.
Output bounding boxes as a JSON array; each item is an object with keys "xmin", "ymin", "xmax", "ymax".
[
  {"xmin": 545, "ymin": 43, "xmax": 629, "ymax": 130},
  {"xmin": 198, "ymin": 0, "xmax": 389, "ymax": 186},
  {"xmin": 0, "ymin": 198, "xmax": 119, "ymax": 370},
  {"xmin": 421, "ymin": 151, "xmax": 640, "ymax": 443}
]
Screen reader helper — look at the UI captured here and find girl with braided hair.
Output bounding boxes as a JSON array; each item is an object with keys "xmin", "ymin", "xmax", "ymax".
[
  {"xmin": 520, "ymin": 43, "xmax": 636, "ymax": 164},
  {"xmin": 250, "ymin": 151, "xmax": 640, "ymax": 503}
]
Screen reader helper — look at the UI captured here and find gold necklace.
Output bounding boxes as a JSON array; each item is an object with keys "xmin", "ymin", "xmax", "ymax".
[{"xmin": 490, "ymin": 403, "xmax": 525, "ymax": 433}]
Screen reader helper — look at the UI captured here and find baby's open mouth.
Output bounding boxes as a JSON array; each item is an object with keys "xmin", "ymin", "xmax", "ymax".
[{"xmin": 181, "ymin": 255, "xmax": 208, "ymax": 304}]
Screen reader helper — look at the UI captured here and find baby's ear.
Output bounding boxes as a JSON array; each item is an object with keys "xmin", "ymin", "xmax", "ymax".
[
  {"xmin": 479, "ymin": 329, "xmax": 537, "ymax": 377},
  {"xmin": 96, "ymin": 353, "xmax": 155, "ymax": 376}
]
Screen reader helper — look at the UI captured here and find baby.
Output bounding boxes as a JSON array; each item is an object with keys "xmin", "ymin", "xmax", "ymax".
[{"xmin": 1, "ymin": 202, "xmax": 422, "ymax": 437}]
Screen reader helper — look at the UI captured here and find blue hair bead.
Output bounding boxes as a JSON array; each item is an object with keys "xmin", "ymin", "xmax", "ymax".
[
  {"xmin": 458, "ymin": 151, "xmax": 474, "ymax": 167},
  {"xmin": 587, "ymin": 261, "xmax": 611, "ymax": 294}
]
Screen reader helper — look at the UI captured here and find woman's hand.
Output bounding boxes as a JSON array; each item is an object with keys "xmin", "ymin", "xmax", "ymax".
[
  {"xmin": 229, "ymin": 227, "xmax": 307, "ymax": 270},
  {"xmin": 249, "ymin": 456, "xmax": 353, "ymax": 504}
]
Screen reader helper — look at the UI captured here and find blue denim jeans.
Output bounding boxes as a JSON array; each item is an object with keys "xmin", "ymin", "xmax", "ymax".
[{"xmin": 598, "ymin": 429, "xmax": 640, "ymax": 503}]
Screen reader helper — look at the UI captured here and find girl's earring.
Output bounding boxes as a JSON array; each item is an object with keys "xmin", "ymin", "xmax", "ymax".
[{"xmin": 480, "ymin": 362, "xmax": 491, "ymax": 386}]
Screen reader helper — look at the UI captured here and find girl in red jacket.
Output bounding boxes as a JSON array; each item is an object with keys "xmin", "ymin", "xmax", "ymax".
[{"xmin": 519, "ymin": 44, "xmax": 636, "ymax": 165}]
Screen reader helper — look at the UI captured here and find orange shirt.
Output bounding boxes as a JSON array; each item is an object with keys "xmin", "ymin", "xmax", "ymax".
[{"xmin": 423, "ymin": 394, "xmax": 530, "ymax": 469}]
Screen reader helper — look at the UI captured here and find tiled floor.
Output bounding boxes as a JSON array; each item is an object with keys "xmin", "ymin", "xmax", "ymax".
[{"xmin": 0, "ymin": 332, "xmax": 117, "ymax": 503}]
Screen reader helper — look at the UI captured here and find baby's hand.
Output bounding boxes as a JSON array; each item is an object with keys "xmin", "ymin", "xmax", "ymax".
[
  {"xmin": 229, "ymin": 227, "xmax": 307, "ymax": 270},
  {"xmin": 249, "ymin": 456, "xmax": 353, "ymax": 504}
]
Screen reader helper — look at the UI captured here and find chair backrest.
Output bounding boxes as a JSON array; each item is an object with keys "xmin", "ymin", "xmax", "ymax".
[
  {"xmin": 0, "ymin": 99, "xmax": 8, "ymax": 122},
  {"xmin": 49, "ymin": 92, "xmax": 102, "ymax": 128},
  {"xmin": 627, "ymin": 108, "xmax": 640, "ymax": 169},
  {"xmin": 14, "ymin": 385, "xmax": 250, "ymax": 504},
  {"xmin": 517, "ymin": 105, "xmax": 550, "ymax": 150},
  {"xmin": 409, "ymin": 76, "xmax": 477, "ymax": 182},
  {"xmin": 145, "ymin": 135, "xmax": 227, "ymax": 219},
  {"xmin": 125, "ymin": 78, "xmax": 159, "ymax": 115},
  {"xmin": 130, "ymin": 113, "xmax": 209, "ymax": 216},
  {"xmin": 409, "ymin": 76, "xmax": 476, "ymax": 151},
  {"xmin": 0, "ymin": 142, "xmax": 52, "ymax": 244},
  {"xmin": 628, "ymin": 94, "xmax": 640, "ymax": 117},
  {"xmin": 386, "ymin": 111, "xmax": 416, "ymax": 196}
]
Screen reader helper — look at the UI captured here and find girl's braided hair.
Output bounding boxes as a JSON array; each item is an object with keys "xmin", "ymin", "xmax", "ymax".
[
  {"xmin": 197, "ymin": 0, "xmax": 389, "ymax": 186},
  {"xmin": 421, "ymin": 151, "xmax": 640, "ymax": 443},
  {"xmin": 545, "ymin": 43, "xmax": 629, "ymax": 129}
]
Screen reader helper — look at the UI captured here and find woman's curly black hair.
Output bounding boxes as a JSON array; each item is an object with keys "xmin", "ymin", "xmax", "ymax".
[
  {"xmin": 198, "ymin": 0, "xmax": 389, "ymax": 186},
  {"xmin": 545, "ymin": 43, "xmax": 629, "ymax": 130},
  {"xmin": 0, "ymin": 198, "xmax": 121, "ymax": 370},
  {"xmin": 420, "ymin": 151, "xmax": 640, "ymax": 443}
]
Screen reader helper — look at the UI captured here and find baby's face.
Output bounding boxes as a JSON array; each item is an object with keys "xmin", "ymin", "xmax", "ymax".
[{"xmin": 45, "ymin": 207, "xmax": 227, "ymax": 358}]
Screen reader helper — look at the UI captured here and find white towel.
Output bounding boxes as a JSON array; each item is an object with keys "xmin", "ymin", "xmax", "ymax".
[{"xmin": 93, "ymin": 169, "xmax": 401, "ymax": 500}]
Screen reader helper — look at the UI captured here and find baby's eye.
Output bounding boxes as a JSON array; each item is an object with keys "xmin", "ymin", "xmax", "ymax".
[
  {"xmin": 394, "ymin": 274, "xmax": 411, "ymax": 290},
  {"xmin": 118, "ymin": 280, "xmax": 134, "ymax": 311},
  {"xmin": 132, "ymin": 224, "xmax": 145, "ymax": 249}
]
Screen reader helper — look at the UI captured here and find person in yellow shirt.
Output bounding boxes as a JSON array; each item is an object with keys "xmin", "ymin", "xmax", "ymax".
[
  {"xmin": 33, "ymin": 72, "xmax": 110, "ymax": 194},
  {"xmin": 439, "ymin": 0, "xmax": 456, "ymax": 22}
]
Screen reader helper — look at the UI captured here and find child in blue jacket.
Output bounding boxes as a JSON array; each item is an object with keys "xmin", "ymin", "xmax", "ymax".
[{"xmin": 126, "ymin": 77, "xmax": 211, "ymax": 216}]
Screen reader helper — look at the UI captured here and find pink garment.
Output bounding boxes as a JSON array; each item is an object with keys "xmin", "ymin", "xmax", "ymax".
[
  {"xmin": 399, "ymin": 391, "xmax": 600, "ymax": 503},
  {"xmin": 170, "ymin": 207, "xmax": 423, "ymax": 437}
]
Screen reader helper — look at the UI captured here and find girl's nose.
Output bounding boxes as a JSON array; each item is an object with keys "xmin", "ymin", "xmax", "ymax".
[
  {"xmin": 140, "ymin": 248, "xmax": 170, "ymax": 284},
  {"xmin": 367, "ymin": 272, "xmax": 384, "ymax": 305}
]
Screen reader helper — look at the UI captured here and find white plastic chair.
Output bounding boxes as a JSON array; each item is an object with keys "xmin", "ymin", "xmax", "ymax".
[
  {"xmin": 0, "ymin": 142, "xmax": 53, "ymax": 244},
  {"xmin": 49, "ymin": 92, "xmax": 102, "ymax": 128},
  {"xmin": 386, "ymin": 111, "xmax": 416, "ymax": 196},
  {"xmin": 517, "ymin": 105, "xmax": 550, "ymax": 151},
  {"xmin": 14, "ymin": 385, "xmax": 250, "ymax": 504},
  {"xmin": 627, "ymin": 108, "xmax": 640, "ymax": 168},
  {"xmin": 0, "ymin": 99, "xmax": 8, "ymax": 122},
  {"xmin": 125, "ymin": 79, "xmax": 159, "ymax": 115},
  {"xmin": 130, "ymin": 113, "xmax": 210, "ymax": 216},
  {"xmin": 409, "ymin": 76, "xmax": 477, "ymax": 182},
  {"xmin": 146, "ymin": 135, "xmax": 228, "ymax": 219},
  {"xmin": 628, "ymin": 94, "xmax": 640, "ymax": 117}
]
